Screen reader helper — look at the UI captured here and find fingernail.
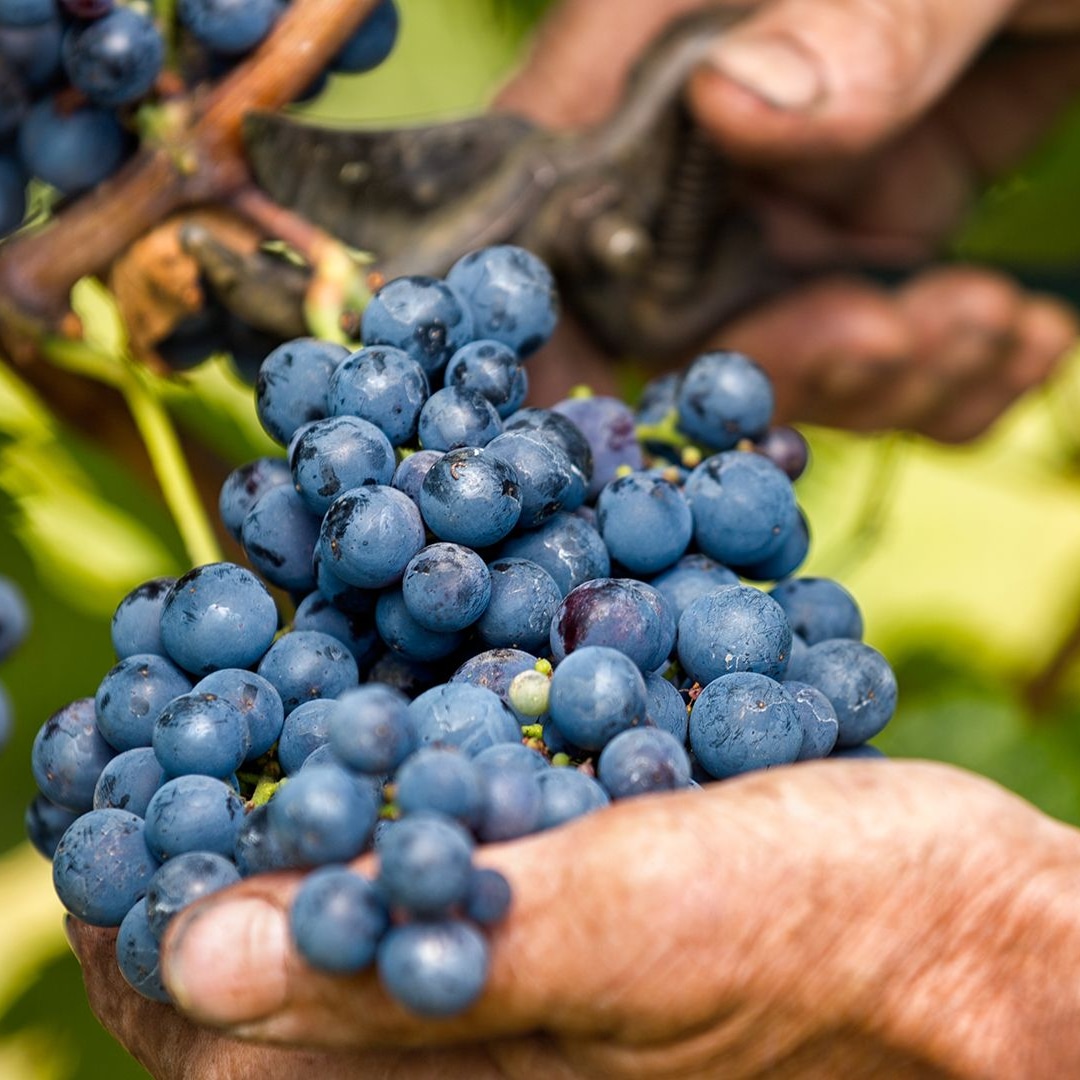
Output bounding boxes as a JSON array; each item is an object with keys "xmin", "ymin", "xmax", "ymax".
[
  {"xmin": 709, "ymin": 37, "xmax": 824, "ymax": 111},
  {"xmin": 162, "ymin": 896, "xmax": 289, "ymax": 1025}
]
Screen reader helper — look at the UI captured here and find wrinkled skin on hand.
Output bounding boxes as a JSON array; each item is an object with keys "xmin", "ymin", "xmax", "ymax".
[
  {"xmin": 70, "ymin": 760, "xmax": 1080, "ymax": 1079},
  {"xmin": 509, "ymin": 0, "xmax": 1080, "ymax": 439}
]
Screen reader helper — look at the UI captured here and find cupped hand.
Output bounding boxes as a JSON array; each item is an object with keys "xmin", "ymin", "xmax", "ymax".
[
  {"xmin": 503, "ymin": 0, "xmax": 1080, "ymax": 439},
  {"xmin": 70, "ymin": 760, "xmax": 1080, "ymax": 1079}
]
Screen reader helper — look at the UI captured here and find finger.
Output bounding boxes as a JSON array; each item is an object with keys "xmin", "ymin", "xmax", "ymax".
[
  {"xmin": 716, "ymin": 275, "xmax": 915, "ymax": 426},
  {"xmin": 689, "ymin": 0, "xmax": 1020, "ymax": 160},
  {"xmin": 70, "ymin": 917, "xmax": 505, "ymax": 1080},
  {"xmin": 493, "ymin": 0, "xmax": 709, "ymax": 129},
  {"xmin": 917, "ymin": 291, "xmax": 1078, "ymax": 441}
]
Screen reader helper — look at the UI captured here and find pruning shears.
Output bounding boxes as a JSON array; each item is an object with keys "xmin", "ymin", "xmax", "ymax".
[{"xmin": 185, "ymin": 6, "xmax": 785, "ymax": 359}]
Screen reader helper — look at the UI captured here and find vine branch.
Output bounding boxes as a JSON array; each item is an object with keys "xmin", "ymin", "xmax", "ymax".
[{"xmin": 0, "ymin": 0, "xmax": 380, "ymax": 356}]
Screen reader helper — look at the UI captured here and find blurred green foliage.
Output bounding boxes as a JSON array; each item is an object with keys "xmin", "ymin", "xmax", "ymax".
[{"xmin": 4, "ymin": 1, "xmax": 1080, "ymax": 1078}]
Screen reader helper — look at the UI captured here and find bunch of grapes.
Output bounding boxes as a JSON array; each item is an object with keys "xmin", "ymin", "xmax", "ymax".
[
  {"xmin": 27, "ymin": 243, "xmax": 897, "ymax": 1018},
  {"xmin": 0, "ymin": 0, "xmax": 399, "ymax": 237},
  {"xmin": 0, "ymin": 572, "xmax": 28, "ymax": 752}
]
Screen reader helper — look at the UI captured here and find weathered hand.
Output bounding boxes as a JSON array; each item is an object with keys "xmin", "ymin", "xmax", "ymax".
[
  {"xmin": 70, "ymin": 760, "xmax": 1080, "ymax": 1078},
  {"xmin": 503, "ymin": 0, "xmax": 1080, "ymax": 439}
]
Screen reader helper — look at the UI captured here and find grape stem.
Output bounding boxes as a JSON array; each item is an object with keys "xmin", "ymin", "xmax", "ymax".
[
  {"xmin": 0, "ymin": 0, "xmax": 382, "ymax": 358},
  {"xmin": 121, "ymin": 364, "xmax": 224, "ymax": 567}
]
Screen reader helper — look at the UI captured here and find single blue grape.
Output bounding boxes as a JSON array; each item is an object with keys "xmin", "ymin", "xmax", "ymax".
[
  {"xmin": 418, "ymin": 447, "xmax": 521, "ymax": 548},
  {"xmin": 736, "ymin": 508, "xmax": 809, "ymax": 583},
  {"xmin": 330, "ymin": 683, "xmax": 415, "ymax": 774},
  {"xmin": 417, "ymin": 386, "xmax": 502, "ymax": 452},
  {"xmin": 177, "ymin": 0, "xmax": 280, "ymax": 54},
  {"xmin": 395, "ymin": 746, "xmax": 485, "ymax": 828},
  {"xmin": 152, "ymin": 692, "xmax": 250, "ymax": 779},
  {"xmin": 503, "ymin": 407, "xmax": 592, "ymax": 509},
  {"xmin": 293, "ymin": 592, "xmax": 380, "ymax": 671},
  {"xmin": 116, "ymin": 898, "xmax": 169, "ymax": 1002},
  {"xmin": 378, "ymin": 918, "xmax": 489, "ymax": 1017},
  {"xmin": 144, "ymin": 774, "xmax": 245, "ymax": 860},
  {"xmin": 446, "ymin": 244, "xmax": 558, "ymax": 358},
  {"xmin": 375, "ymin": 589, "xmax": 466, "ymax": 663},
  {"xmin": 444, "ymin": 339, "xmax": 527, "ymax": 418},
  {"xmin": 752, "ymin": 425, "xmax": 810, "ymax": 481},
  {"xmin": 474, "ymin": 756, "xmax": 543, "ymax": 841},
  {"xmin": 145, "ymin": 851, "xmax": 241, "ymax": 941},
  {"xmin": 234, "ymin": 803, "xmax": 303, "ymax": 876},
  {"xmin": 676, "ymin": 351, "xmax": 774, "ymax": 449},
  {"xmin": 485, "ymin": 428, "xmax": 572, "ymax": 528},
  {"xmin": 550, "ymin": 578, "xmax": 676, "ymax": 674},
  {"xmin": 318, "ymin": 484, "xmax": 426, "ymax": 589},
  {"xmin": 643, "ymin": 671, "xmax": 689, "ymax": 744},
  {"xmin": 62, "ymin": 7, "xmax": 164, "ymax": 107},
  {"xmin": 689, "ymin": 672, "xmax": 802, "ymax": 779},
  {"xmin": 498, "ymin": 511, "xmax": 609, "ymax": 597},
  {"xmin": 192, "ymin": 668, "xmax": 284, "ymax": 761},
  {"xmin": 110, "ymin": 576, "xmax": 176, "ymax": 660},
  {"xmin": 331, "ymin": 0, "xmax": 398, "ymax": 73},
  {"xmin": 401, "ymin": 543, "xmax": 491, "ymax": 633},
  {"xmin": 408, "ymin": 682, "xmax": 521, "ymax": 756},
  {"xmin": 552, "ymin": 395, "xmax": 643, "ymax": 501},
  {"xmin": 465, "ymin": 867, "xmax": 511, "ymax": 925},
  {"xmin": 450, "ymin": 647, "xmax": 540, "ymax": 724},
  {"xmin": 677, "ymin": 585, "xmax": 793, "ymax": 685},
  {"xmin": 268, "ymin": 762, "xmax": 379, "ymax": 866},
  {"xmin": 328, "ymin": 344, "xmax": 428, "ymax": 447},
  {"xmin": 783, "ymin": 680, "xmax": 840, "ymax": 761},
  {"xmin": 597, "ymin": 726, "xmax": 691, "ymax": 799},
  {"xmin": 596, "ymin": 473, "xmax": 692, "ymax": 575},
  {"xmin": 25, "ymin": 793, "xmax": 80, "ymax": 859},
  {"xmin": 376, "ymin": 810, "xmax": 474, "ymax": 917},
  {"xmin": 17, "ymin": 95, "xmax": 128, "ymax": 194},
  {"xmin": 277, "ymin": 697, "xmax": 336, "ymax": 774},
  {"xmin": 684, "ymin": 451, "xmax": 798, "ymax": 567},
  {"xmin": 476, "ymin": 558, "xmax": 561, "ymax": 654},
  {"xmin": 256, "ymin": 630, "xmax": 359, "ymax": 715},
  {"xmin": 391, "ymin": 449, "xmax": 443, "ymax": 508},
  {"xmin": 255, "ymin": 337, "xmax": 349, "ymax": 446},
  {"xmin": 240, "ymin": 482, "xmax": 321, "ymax": 594},
  {"xmin": 92, "ymin": 747, "xmax": 167, "ymax": 817},
  {"xmin": 159, "ymin": 563, "xmax": 279, "ymax": 676},
  {"xmin": 547, "ymin": 646, "xmax": 647, "ymax": 751},
  {"xmin": 789, "ymin": 640, "xmax": 897, "ymax": 748},
  {"xmin": 31, "ymin": 698, "xmax": 115, "ymax": 812},
  {"xmin": 536, "ymin": 767, "xmax": 610, "ymax": 829},
  {"xmin": 53, "ymin": 808, "xmax": 159, "ymax": 927},
  {"xmin": 361, "ymin": 275, "xmax": 473, "ymax": 379},
  {"xmin": 218, "ymin": 457, "xmax": 291, "ymax": 541},
  {"xmin": 290, "ymin": 866, "xmax": 389, "ymax": 973},
  {"xmin": 94, "ymin": 653, "xmax": 192, "ymax": 752},
  {"xmin": 289, "ymin": 415, "xmax": 395, "ymax": 516},
  {"xmin": 769, "ymin": 577, "xmax": 864, "ymax": 645}
]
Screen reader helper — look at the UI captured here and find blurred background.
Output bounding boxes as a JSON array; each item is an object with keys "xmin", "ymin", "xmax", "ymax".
[{"xmin": 5, "ymin": 1, "xmax": 1080, "ymax": 1076}]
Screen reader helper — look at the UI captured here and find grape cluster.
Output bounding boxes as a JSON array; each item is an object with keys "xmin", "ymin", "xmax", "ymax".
[
  {"xmin": 27, "ymin": 242, "xmax": 897, "ymax": 1019},
  {"xmin": 0, "ymin": 0, "xmax": 399, "ymax": 238},
  {"xmin": 0, "ymin": 573, "xmax": 28, "ymax": 752}
]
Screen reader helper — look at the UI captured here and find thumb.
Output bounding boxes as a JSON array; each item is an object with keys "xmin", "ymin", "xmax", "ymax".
[{"xmin": 691, "ymin": 0, "xmax": 1018, "ymax": 158}]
